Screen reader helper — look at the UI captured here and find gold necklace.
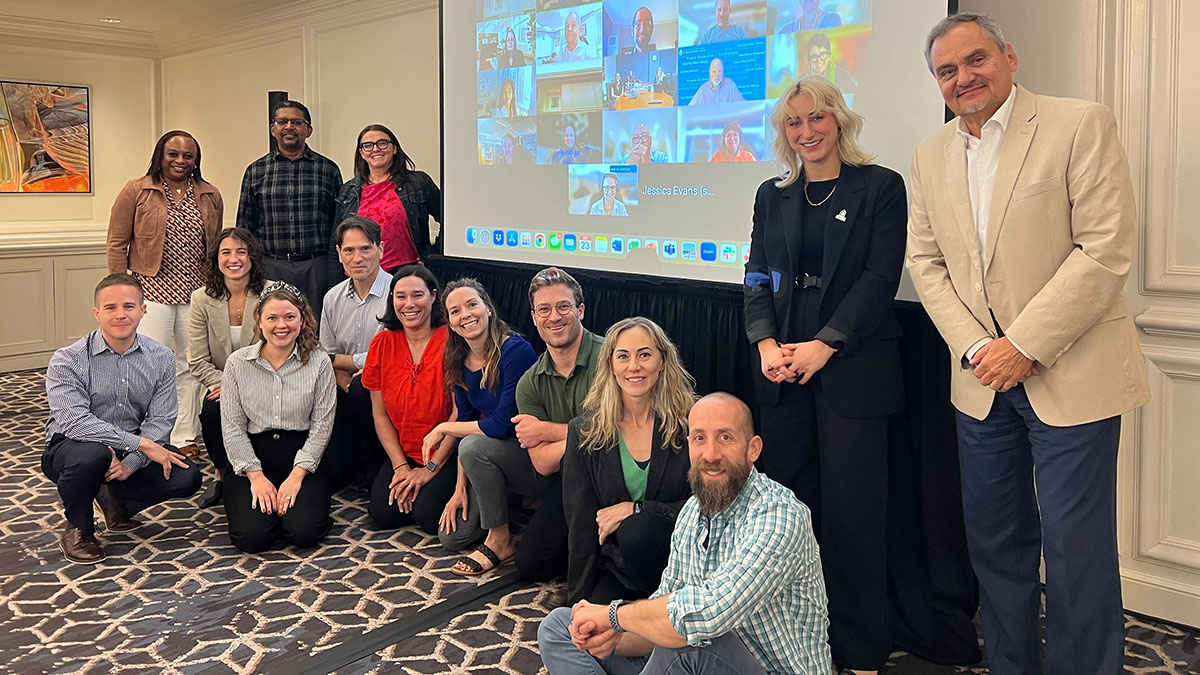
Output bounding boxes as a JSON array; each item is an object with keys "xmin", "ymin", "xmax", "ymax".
[{"xmin": 804, "ymin": 179, "xmax": 838, "ymax": 207}]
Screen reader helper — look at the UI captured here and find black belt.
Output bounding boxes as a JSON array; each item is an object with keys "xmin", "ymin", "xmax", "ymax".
[
  {"xmin": 795, "ymin": 273, "xmax": 822, "ymax": 289},
  {"xmin": 268, "ymin": 251, "xmax": 324, "ymax": 261}
]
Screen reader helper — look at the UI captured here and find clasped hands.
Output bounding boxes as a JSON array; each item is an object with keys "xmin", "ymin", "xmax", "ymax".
[
  {"xmin": 759, "ymin": 340, "xmax": 835, "ymax": 385},
  {"xmin": 970, "ymin": 337, "xmax": 1040, "ymax": 392},
  {"xmin": 569, "ymin": 600, "xmax": 623, "ymax": 659}
]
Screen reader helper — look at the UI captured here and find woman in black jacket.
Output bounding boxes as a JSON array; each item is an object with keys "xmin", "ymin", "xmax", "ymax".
[
  {"xmin": 333, "ymin": 124, "xmax": 441, "ymax": 276},
  {"xmin": 743, "ymin": 75, "xmax": 907, "ymax": 675},
  {"xmin": 562, "ymin": 316, "xmax": 695, "ymax": 605}
]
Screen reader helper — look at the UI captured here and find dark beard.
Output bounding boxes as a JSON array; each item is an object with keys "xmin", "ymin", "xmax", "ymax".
[{"xmin": 688, "ymin": 457, "xmax": 751, "ymax": 517}]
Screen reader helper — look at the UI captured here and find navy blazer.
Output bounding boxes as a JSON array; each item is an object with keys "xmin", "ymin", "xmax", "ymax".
[
  {"xmin": 562, "ymin": 415, "xmax": 691, "ymax": 605},
  {"xmin": 743, "ymin": 162, "xmax": 907, "ymax": 417}
]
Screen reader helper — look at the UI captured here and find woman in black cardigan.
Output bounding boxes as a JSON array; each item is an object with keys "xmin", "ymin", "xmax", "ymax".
[
  {"xmin": 562, "ymin": 317, "xmax": 695, "ymax": 605},
  {"xmin": 743, "ymin": 76, "xmax": 907, "ymax": 675}
]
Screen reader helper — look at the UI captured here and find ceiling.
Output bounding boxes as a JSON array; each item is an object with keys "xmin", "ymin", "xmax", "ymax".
[{"xmin": 0, "ymin": 0, "xmax": 294, "ymax": 34}]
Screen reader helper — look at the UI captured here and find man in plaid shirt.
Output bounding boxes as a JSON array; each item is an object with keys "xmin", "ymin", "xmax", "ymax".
[
  {"xmin": 236, "ymin": 99, "xmax": 342, "ymax": 319},
  {"xmin": 539, "ymin": 393, "xmax": 832, "ymax": 675}
]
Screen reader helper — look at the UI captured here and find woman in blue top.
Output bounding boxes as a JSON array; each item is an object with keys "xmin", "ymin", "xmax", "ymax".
[{"xmin": 422, "ymin": 278, "xmax": 537, "ymax": 575}]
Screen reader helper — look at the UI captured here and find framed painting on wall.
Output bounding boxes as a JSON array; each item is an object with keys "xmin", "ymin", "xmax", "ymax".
[{"xmin": 0, "ymin": 80, "xmax": 92, "ymax": 193}]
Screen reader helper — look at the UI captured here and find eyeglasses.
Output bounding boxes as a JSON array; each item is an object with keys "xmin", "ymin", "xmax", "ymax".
[
  {"xmin": 533, "ymin": 301, "xmax": 577, "ymax": 318},
  {"xmin": 632, "ymin": 133, "xmax": 651, "ymax": 143},
  {"xmin": 273, "ymin": 118, "xmax": 309, "ymax": 128},
  {"xmin": 602, "ymin": 185, "xmax": 617, "ymax": 192},
  {"xmin": 359, "ymin": 139, "xmax": 393, "ymax": 152}
]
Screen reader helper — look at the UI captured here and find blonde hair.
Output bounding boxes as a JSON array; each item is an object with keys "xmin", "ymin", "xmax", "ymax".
[
  {"xmin": 579, "ymin": 317, "xmax": 696, "ymax": 452},
  {"xmin": 769, "ymin": 75, "xmax": 874, "ymax": 188}
]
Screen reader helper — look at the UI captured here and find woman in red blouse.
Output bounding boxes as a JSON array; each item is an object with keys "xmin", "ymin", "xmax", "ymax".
[
  {"xmin": 362, "ymin": 264, "xmax": 457, "ymax": 533},
  {"xmin": 333, "ymin": 125, "xmax": 441, "ymax": 277}
]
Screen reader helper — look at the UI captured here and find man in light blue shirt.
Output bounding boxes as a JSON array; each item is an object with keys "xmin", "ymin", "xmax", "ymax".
[
  {"xmin": 688, "ymin": 58, "xmax": 744, "ymax": 104},
  {"xmin": 320, "ymin": 216, "xmax": 391, "ymax": 490},
  {"xmin": 44, "ymin": 274, "xmax": 201, "ymax": 564},
  {"xmin": 695, "ymin": 0, "xmax": 750, "ymax": 45},
  {"xmin": 539, "ymin": 393, "xmax": 831, "ymax": 675}
]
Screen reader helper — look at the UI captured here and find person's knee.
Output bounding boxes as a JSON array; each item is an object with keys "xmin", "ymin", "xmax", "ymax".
[
  {"xmin": 457, "ymin": 435, "xmax": 499, "ymax": 471},
  {"xmin": 283, "ymin": 516, "xmax": 329, "ymax": 550},
  {"xmin": 617, "ymin": 512, "xmax": 672, "ymax": 549},
  {"xmin": 368, "ymin": 496, "xmax": 408, "ymax": 531},
  {"xmin": 538, "ymin": 606, "xmax": 574, "ymax": 649},
  {"xmin": 66, "ymin": 442, "xmax": 113, "ymax": 477},
  {"xmin": 439, "ymin": 525, "xmax": 480, "ymax": 552},
  {"xmin": 230, "ymin": 526, "xmax": 276, "ymax": 554},
  {"xmin": 165, "ymin": 461, "xmax": 203, "ymax": 498},
  {"xmin": 515, "ymin": 535, "xmax": 565, "ymax": 582}
]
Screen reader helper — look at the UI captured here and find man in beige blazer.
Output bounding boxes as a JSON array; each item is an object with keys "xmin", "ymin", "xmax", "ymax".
[{"xmin": 906, "ymin": 13, "xmax": 1149, "ymax": 675}]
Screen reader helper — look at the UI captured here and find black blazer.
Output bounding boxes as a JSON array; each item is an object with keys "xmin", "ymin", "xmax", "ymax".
[
  {"xmin": 562, "ymin": 415, "xmax": 692, "ymax": 605},
  {"xmin": 743, "ymin": 163, "xmax": 907, "ymax": 417}
]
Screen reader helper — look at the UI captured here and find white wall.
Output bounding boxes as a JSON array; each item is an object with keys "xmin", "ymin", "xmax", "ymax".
[
  {"xmin": 160, "ymin": 0, "xmax": 441, "ymax": 227},
  {"xmin": 0, "ymin": 43, "xmax": 157, "ymax": 236}
]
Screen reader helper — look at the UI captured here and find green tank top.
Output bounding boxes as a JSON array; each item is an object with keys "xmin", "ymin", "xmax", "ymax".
[{"xmin": 618, "ymin": 431, "xmax": 649, "ymax": 502}]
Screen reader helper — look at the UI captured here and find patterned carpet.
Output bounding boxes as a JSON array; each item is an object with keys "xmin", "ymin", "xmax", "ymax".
[{"xmin": 1, "ymin": 369, "xmax": 1197, "ymax": 674}]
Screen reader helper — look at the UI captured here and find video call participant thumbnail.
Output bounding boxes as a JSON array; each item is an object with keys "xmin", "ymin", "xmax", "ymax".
[
  {"xmin": 710, "ymin": 120, "xmax": 757, "ymax": 161},
  {"xmin": 690, "ymin": 57, "xmax": 745, "ymax": 104},
  {"xmin": 776, "ymin": 0, "xmax": 842, "ymax": 34},
  {"xmin": 696, "ymin": 0, "xmax": 750, "ymax": 44},
  {"xmin": 589, "ymin": 173, "xmax": 630, "ymax": 216}
]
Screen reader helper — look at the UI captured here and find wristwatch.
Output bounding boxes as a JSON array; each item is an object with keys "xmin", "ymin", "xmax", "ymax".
[
  {"xmin": 633, "ymin": 500, "xmax": 644, "ymax": 515},
  {"xmin": 608, "ymin": 599, "xmax": 626, "ymax": 633},
  {"xmin": 426, "ymin": 459, "xmax": 438, "ymax": 473}
]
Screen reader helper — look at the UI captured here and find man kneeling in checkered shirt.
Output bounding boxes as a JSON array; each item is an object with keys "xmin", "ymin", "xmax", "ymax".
[{"xmin": 539, "ymin": 392, "xmax": 832, "ymax": 675}]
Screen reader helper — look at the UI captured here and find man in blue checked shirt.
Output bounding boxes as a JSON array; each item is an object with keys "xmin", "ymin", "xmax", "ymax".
[
  {"xmin": 43, "ymin": 274, "xmax": 201, "ymax": 564},
  {"xmin": 539, "ymin": 393, "xmax": 831, "ymax": 674}
]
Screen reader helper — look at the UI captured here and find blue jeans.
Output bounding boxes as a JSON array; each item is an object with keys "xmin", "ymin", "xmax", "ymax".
[{"xmin": 538, "ymin": 606, "xmax": 767, "ymax": 675}]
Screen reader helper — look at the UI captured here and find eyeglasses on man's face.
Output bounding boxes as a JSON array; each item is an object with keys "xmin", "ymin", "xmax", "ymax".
[
  {"xmin": 273, "ymin": 118, "xmax": 309, "ymax": 128},
  {"xmin": 533, "ymin": 301, "xmax": 577, "ymax": 318},
  {"xmin": 359, "ymin": 139, "xmax": 393, "ymax": 152}
]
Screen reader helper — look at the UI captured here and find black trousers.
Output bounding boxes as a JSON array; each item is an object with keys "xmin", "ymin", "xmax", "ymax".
[
  {"xmin": 514, "ymin": 472, "xmax": 569, "ymax": 582},
  {"xmin": 588, "ymin": 511, "xmax": 675, "ymax": 604},
  {"xmin": 223, "ymin": 429, "xmax": 332, "ymax": 553},
  {"xmin": 368, "ymin": 455, "xmax": 458, "ymax": 535},
  {"xmin": 263, "ymin": 255, "xmax": 329, "ymax": 322},
  {"xmin": 41, "ymin": 434, "xmax": 202, "ymax": 537},
  {"xmin": 198, "ymin": 395, "xmax": 228, "ymax": 472},
  {"xmin": 323, "ymin": 378, "xmax": 385, "ymax": 491},
  {"xmin": 759, "ymin": 382, "xmax": 891, "ymax": 671}
]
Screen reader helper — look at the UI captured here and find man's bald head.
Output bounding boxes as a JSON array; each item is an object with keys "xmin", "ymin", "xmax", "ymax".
[{"xmin": 690, "ymin": 392, "xmax": 754, "ymax": 440}]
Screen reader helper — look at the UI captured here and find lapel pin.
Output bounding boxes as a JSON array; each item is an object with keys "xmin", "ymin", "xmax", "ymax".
[{"xmin": 835, "ymin": 209, "xmax": 847, "ymax": 222}]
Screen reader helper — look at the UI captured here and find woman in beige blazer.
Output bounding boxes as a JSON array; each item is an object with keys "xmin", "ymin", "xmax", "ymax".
[
  {"xmin": 188, "ymin": 227, "xmax": 268, "ymax": 508},
  {"xmin": 108, "ymin": 130, "xmax": 223, "ymax": 457}
]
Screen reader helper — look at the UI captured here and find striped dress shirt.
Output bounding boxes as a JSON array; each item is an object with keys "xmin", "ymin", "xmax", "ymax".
[
  {"xmin": 45, "ymin": 331, "xmax": 177, "ymax": 473},
  {"xmin": 220, "ymin": 342, "xmax": 337, "ymax": 475},
  {"xmin": 319, "ymin": 269, "xmax": 392, "ymax": 370},
  {"xmin": 653, "ymin": 468, "xmax": 832, "ymax": 675}
]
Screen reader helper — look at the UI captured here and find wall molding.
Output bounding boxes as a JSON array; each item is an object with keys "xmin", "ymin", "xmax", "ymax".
[
  {"xmin": 1133, "ymin": 344, "xmax": 1200, "ymax": 572},
  {"xmin": 1136, "ymin": 306, "xmax": 1200, "ymax": 340},
  {"xmin": 0, "ymin": 14, "xmax": 158, "ymax": 58},
  {"xmin": 156, "ymin": 0, "xmax": 437, "ymax": 58}
]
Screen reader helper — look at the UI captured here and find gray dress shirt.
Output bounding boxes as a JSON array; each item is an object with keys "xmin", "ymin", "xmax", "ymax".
[
  {"xmin": 319, "ymin": 269, "xmax": 392, "ymax": 370},
  {"xmin": 220, "ymin": 342, "xmax": 337, "ymax": 475},
  {"xmin": 45, "ymin": 331, "xmax": 177, "ymax": 473}
]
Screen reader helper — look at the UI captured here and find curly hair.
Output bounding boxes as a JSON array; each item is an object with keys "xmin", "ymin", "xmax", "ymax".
[
  {"xmin": 205, "ymin": 228, "xmax": 267, "ymax": 300},
  {"xmin": 579, "ymin": 317, "xmax": 696, "ymax": 452},
  {"xmin": 252, "ymin": 282, "xmax": 320, "ymax": 364}
]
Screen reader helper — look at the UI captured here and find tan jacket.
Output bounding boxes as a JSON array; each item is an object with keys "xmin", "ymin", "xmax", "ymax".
[
  {"xmin": 906, "ymin": 85, "xmax": 1149, "ymax": 425},
  {"xmin": 187, "ymin": 285, "xmax": 263, "ymax": 390},
  {"xmin": 107, "ymin": 175, "xmax": 224, "ymax": 276}
]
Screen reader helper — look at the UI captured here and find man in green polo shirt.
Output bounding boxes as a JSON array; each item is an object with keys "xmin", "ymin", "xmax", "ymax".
[{"xmin": 510, "ymin": 267, "xmax": 605, "ymax": 581}]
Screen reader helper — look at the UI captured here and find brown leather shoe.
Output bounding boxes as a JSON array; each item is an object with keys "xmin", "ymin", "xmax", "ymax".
[
  {"xmin": 95, "ymin": 485, "xmax": 141, "ymax": 532},
  {"xmin": 60, "ymin": 526, "xmax": 105, "ymax": 564}
]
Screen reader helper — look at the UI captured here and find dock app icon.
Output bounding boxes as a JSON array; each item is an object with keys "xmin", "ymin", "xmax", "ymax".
[
  {"xmin": 611, "ymin": 237, "xmax": 625, "ymax": 254},
  {"xmin": 595, "ymin": 236, "xmax": 609, "ymax": 253},
  {"xmin": 466, "ymin": 228, "xmax": 478, "ymax": 245},
  {"xmin": 493, "ymin": 229, "xmax": 506, "ymax": 246},
  {"xmin": 700, "ymin": 242, "xmax": 717, "ymax": 262},
  {"xmin": 506, "ymin": 230, "xmax": 519, "ymax": 247},
  {"xmin": 661, "ymin": 240, "xmax": 678, "ymax": 258},
  {"xmin": 534, "ymin": 232, "xmax": 547, "ymax": 248},
  {"xmin": 681, "ymin": 242, "xmax": 697, "ymax": 260},
  {"xmin": 520, "ymin": 231, "xmax": 532, "ymax": 247}
]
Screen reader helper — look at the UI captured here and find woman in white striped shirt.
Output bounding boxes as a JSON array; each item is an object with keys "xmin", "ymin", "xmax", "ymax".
[{"xmin": 220, "ymin": 282, "xmax": 337, "ymax": 553}]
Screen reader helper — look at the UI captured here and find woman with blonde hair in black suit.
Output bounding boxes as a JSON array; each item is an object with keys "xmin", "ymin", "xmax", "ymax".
[{"xmin": 562, "ymin": 316, "xmax": 695, "ymax": 605}]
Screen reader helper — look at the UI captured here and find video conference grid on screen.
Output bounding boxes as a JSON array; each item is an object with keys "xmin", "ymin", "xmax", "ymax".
[{"xmin": 450, "ymin": 0, "xmax": 947, "ymax": 283}]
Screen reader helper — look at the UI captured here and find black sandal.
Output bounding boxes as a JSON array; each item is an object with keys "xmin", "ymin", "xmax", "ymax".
[{"xmin": 451, "ymin": 543, "xmax": 511, "ymax": 576}]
